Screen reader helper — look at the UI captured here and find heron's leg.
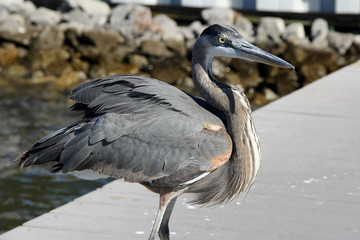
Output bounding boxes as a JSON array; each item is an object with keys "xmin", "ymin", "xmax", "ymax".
[
  {"xmin": 148, "ymin": 189, "xmax": 183, "ymax": 240},
  {"xmin": 158, "ymin": 196, "xmax": 177, "ymax": 240}
]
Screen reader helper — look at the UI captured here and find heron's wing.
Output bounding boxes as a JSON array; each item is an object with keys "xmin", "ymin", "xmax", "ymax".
[
  {"xmin": 59, "ymin": 112, "xmax": 231, "ymax": 185},
  {"xmin": 19, "ymin": 75, "xmax": 232, "ymax": 186},
  {"xmin": 68, "ymin": 75, "xmax": 233, "ymax": 185}
]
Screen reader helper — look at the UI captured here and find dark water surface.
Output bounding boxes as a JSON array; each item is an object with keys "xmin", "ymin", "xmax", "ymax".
[{"xmin": 0, "ymin": 84, "xmax": 109, "ymax": 234}]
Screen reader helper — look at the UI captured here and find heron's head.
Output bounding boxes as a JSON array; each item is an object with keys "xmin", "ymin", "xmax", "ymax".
[{"xmin": 196, "ymin": 24, "xmax": 294, "ymax": 69}]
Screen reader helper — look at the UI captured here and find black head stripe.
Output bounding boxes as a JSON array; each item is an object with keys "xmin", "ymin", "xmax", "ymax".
[{"xmin": 201, "ymin": 24, "xmax": 240, "ymax": 38}]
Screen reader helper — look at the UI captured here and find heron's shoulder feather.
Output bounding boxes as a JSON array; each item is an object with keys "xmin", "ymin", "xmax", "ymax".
[{"xmin": 70, "ymin": 75, "xmax": 225, "ymax": 127}]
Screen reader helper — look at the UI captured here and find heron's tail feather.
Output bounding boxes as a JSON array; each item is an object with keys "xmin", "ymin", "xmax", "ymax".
[{"xmin": 16, "ymin": 123, "xmax": 81, "ymax": 172}]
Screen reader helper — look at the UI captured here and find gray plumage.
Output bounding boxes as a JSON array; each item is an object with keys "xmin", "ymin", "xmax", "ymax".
[
  {"xmin": 17, "ymin": 24, "xmax": 294, "ymax": 240},
  {"xmin": 20, "ymin": 75, "xmax": 230, "ymax": 184}
]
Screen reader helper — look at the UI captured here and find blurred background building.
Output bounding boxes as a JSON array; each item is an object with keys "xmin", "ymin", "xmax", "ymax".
[{"xmin": 106, "ymin": 0, "xmax": 360, "ymax": 14}]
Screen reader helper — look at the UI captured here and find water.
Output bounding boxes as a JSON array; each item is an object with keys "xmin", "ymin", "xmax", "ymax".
[{"xmin": 0, "ymin": 83, "xmax": 109, "ymax": 234}]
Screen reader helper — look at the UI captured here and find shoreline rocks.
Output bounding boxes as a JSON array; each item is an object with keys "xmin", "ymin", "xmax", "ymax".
[{"xmin": 0, "ymin": 0, "xmax": 359, "ymax": 107}]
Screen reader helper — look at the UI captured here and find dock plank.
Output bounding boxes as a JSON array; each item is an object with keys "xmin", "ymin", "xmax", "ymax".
[{"xmin": 1, "ymin": 61, "xmax": 360, "ymax": 240}]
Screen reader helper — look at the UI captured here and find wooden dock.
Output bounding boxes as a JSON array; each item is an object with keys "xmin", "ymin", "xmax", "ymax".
[{"xmin": 1, "ymin": 61, "xmax": 360, "ymax": 240}]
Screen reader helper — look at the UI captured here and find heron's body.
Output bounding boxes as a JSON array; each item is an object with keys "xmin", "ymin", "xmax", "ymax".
[{"xmin": 17, "ymin": 24, "xmax": 293, "ymax": 240}]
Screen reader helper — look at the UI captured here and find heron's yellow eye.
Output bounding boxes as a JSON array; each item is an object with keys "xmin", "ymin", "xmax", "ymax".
[{"xmin": 218, "ymin": 36, "xmax": 226, "ymax": 44}]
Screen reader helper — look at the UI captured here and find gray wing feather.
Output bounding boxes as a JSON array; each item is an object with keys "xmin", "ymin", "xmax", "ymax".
[{"xmin": 20, "ymin": 75, "xmax": 232, "ymax": 185}]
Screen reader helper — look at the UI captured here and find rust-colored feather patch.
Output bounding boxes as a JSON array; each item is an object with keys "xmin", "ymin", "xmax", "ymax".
[
  {"xmin": 207, "ymin": 145, "xmax": 232, "ymax": 172},
  {"xmin": 202, "ymin": 122, "xmax": 232, "ymax": 172},
  {"xmin": 204, "ymin": 122, "xmax": 223, "ymax": 131}
]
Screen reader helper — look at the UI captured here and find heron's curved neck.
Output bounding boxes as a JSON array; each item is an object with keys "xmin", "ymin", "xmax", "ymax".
[
  {"xmin": 192, "ymin": 48, "xmax": 229, "ymax": 112},
  {"xmin": 191, "ymin": 46, "xmax": 261, "ymax": 196}
]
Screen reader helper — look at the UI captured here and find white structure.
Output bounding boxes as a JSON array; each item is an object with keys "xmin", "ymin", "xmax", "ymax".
[
  {"xmin": 335, "ymin": 0, "xmax": 360, "ymax": 13},
  {"xmin": 256, "ymin": 0, "xmax": 322, "ymax": 12},
  {"xmin": 108, "ymin": 0, "xmax": 360, "ymax": 14},
  {"xmin": 180, "ymin": 0, "xmax": 244, "ymax": 9}
]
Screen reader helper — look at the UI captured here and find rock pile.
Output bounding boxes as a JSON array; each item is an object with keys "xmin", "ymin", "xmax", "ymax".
[{"xmin": 0, "ymin": 0, "xmax": 359, "ymax": 107}]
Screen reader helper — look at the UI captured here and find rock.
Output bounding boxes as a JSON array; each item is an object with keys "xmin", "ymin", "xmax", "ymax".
[
  {"xmin": 175, "ymin": 76, "xmax": 196, "ymax": 96},
  {"xmin": 30, "ymin": 48, "xmax": 70, "ymax": 72},
  {"xmin": 182, "ymin": 21, "xmax": 206, "ymax": 50},
  {"xmin": 59, "ymin": 0, "xmax": 110, "ymax": 17},
  {"xmin": 211, "ymin": 58, "xmax": 229, "ymax": 78},
  {"xmin": 201, "ymin": 8, "xmax": 235, "ymax": 25},
  {"xmin": 4, "ymin": 64, "xmax": 28, "ymax": 78},
  {"xmin": 306, "ymin": 47, "xmax": 337, "ymax": 72},
  {"xmin": 283, "ymin": 44, "xmax": 308, "ymax": 64},
  {"xmin": 188, "ymin": 21, "xmax": 206, "ymax": 37},
  {"xmin": 46, "ymin": 59, "xmax": 71, "ymax": 76},
  {"xmin": 284, "ymin": 43, "xmax": 337, "ymax": 71},
  {"xmin": 0, "ymin": 14, "xmax": 31, "ymax": 45},
  {"xmin": 0, "ymin": 0, "xmax": 22, "ymax": 12},
  {"xmin": 28, "ymin": 7, "xmax": 61, "ymax": 26},
  {"xmin": 46, "ymin": 60, "xmax": 71, "ymax": 76},
  {"xmin": 0, "ymin": 44, "xmax": 19, "ymax": 66},
  {"xmin": 135, "ymin": 13, "xmax": 187, "ymax": 54},
  {"xmin": 0, "ymin": 8, "xmax": 9, "ymax": 22},
  {"xmin": 0, "ymin": 44, "xmax": 18, "ymax": 66},
  {"xmin": 33, "ymin": 25, "xmax": 65, "ymax": 49},
  {"xmin": 16, "ymin": 46, "xmax": 28, "ymax": 59},
  {"xmin": 283, "ymin": 23, "xmax": 306, "ymax": 44},
  {"xmin": 134, "ymin": 30, "xmax": 161, "ymax": 47},
  {"xmin": 71, "ymin": 57, "xmax": 90, "ymax": 73},
  {"xmin": 59, "ymin": 21, "xmax": 85, "ymax": 34},
  {"xmin": 234, "ymin": 14, "xmax": 254, "ymax": 42},
  {"xmin": 300, "ymin": 63, "xmax": 327, "ymax": 85},
  {"xmin": 62, "ymin": 9, "xmax": 94, "ymax": 30},
  {"xmin": 31, "ymin": 70, "xmax": 56, "ymax": 85},
  {"xmin": 354, "ymin": 34, "xmax": 360, "ymax": 48},
  {"xmin": 141, "ymin": 40, "xmax": 172, "ymax": 57},
  {"xmin": 129, "ymin": 54, "xmax": 148, "ymax": 67},
  {"xmin": 179, "ymin": 26, "xmax": 194, "ymax": 41},
  {"xmin": 150, "ymin": 57, "xmax": 189, "ymax": 85},
  {"xmin": 52, "ymin": 66, "xmax": 84, "ymax": 91},
  {"xmin": 222, "ymin": 71, "xmax": 242, "ymax": 86},
  {"xmin": 263, "ymin": 87, "xmax": 279, "ymax": 102},
  {"xmin": 16, "ymin": 1, "xmax": 36, "ymax": 17},
  {"xmin": 64, "ymin": 28, "xmax": 125, "ymax": 60},
  {"xmin": 81, "ymin": 29, "xmax": 125, "ymax": 52},
  {"xmin": 111, "ymin": 45, "xmax": 137, "ymax": 62},
  {"xmin": 153, "ymin": 14, "xmax": 184, "ymax": 42},
  {"xmin": 106, "ymin": 62, "xmax": 139, "ymax": 76},
  {"xmin": 311, "ymin": 18, "xmax": 328, "ymax": 47},
  {"xmin": 164, "ymin": 39, "xmax": 186, "ymax": 56},
  {"xmin": 252, "ymin": 92, "xmax": 268, "ymax": 107},
  {"xmin": 109, "ymin": 5, "xmax": 153, "ymax": 40},
  {"xmin": 60, "ymin": 0, "xmax": 110, "ymax": 27},
  {"xmin": 1, "ymin": 0, "xmax": 36, "ymax": 17},
  {"xmin": 256, "ymin": 17, "xmax": 285, "ymax": 45},
  {"xmin": 328, "ymin": 31, "xmax": 354, "ymax": 55},
  {"xmin": 0, "ymin": 0, "xmax": 23, "ymax": 8},
  {"xmin": 230, "ymin": 59, "xmax": 263, "ymax": 89},
  {"xmin": 272, "ymin": 70, "xmax": 299, "ymax": 96},
  {"xmin": 64, "ymin": 28, "xmax": 80, "ymax": 48},
  {"xmin": 89, "ymin": 64, "xmax": 106, "ymax": 78}
]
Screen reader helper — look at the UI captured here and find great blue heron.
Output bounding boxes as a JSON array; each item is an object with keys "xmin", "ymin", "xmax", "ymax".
[{"xmin": 17, "ymin": 24, "xmax": 294, "ymax": 239}]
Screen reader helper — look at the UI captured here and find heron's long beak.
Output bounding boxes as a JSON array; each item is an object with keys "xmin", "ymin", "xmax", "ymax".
[{"xmin": 233, "ymin": 39, "xmax": 294, "ymax": 69}]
